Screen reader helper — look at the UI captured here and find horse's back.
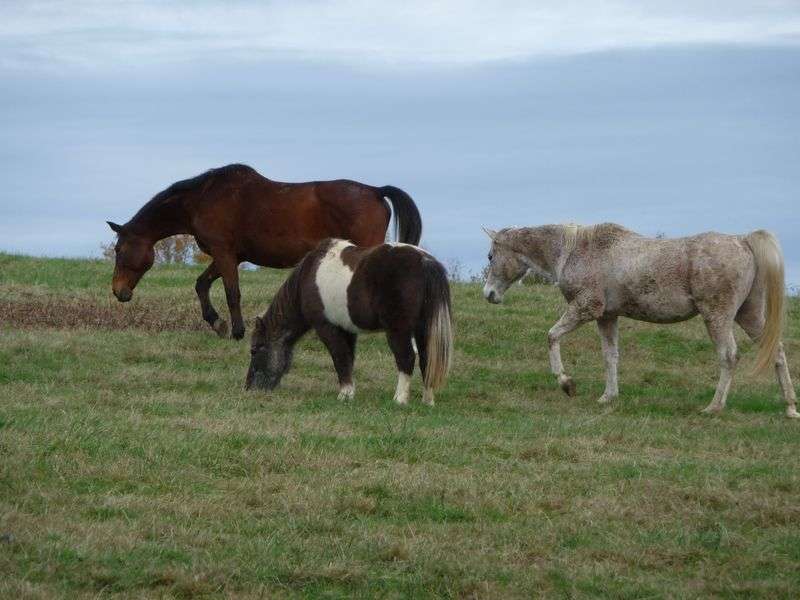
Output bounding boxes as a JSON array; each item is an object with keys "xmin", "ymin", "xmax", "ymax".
[
  {"xmin": 191, "ymin": 174, "xmax": 387, "ymax": 266},
  {"xmin": 596, "ymin": 231, "xmax": 755, "ymax": 322}
]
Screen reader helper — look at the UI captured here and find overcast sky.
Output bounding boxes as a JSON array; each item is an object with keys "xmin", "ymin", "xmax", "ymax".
[{"xmin": 1, "ymin": 1, "xmax": 799, "ymax": 285}]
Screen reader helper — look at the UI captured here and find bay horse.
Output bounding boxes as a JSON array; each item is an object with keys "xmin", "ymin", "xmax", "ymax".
[
  {"xmin": 106, "ymin": 164, "xmax": 422, "ymax": 340},
  {"xmin": 482, "ymin": 223, "xmax": 798, "ymax": 418},
  {"xmin": 245, "ymin": 239, "xmax": 453, "ymax": 406}
]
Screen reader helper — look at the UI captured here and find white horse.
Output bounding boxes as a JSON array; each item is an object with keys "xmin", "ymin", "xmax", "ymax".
[{"xmin": 482, "ymin": 223, "xmax": 797, "ymax": 418}]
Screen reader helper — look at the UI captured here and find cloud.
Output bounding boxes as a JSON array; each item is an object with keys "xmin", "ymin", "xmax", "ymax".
[{"xmin": 2, "ymin": 0, "xmax": 800, "ymax": 69}]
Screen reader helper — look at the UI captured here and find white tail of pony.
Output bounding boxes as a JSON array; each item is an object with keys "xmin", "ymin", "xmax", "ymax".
[
  {"xmin": 746, "ymin": 230, "xmax": 785, "ymax": 374},
  {"xmin": 422, "ymin": 260, "xmax": 453, "ymax": 391},
  {"xmin": 426, "ymin": 301, "xmax": 453, "ymax": 390}
]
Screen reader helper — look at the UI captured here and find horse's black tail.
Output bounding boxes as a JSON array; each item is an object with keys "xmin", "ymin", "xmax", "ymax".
[
  {"xmin": 421, "ymin": 257, "xmax": 453, "ymax": 390},
  {"xmin": 379, "ymin": 185, "xmax": 422, "ymax": 245}
]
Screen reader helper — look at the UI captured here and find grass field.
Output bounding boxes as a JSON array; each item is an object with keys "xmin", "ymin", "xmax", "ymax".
[{"xmin": 2, "ymin": 251, "xmax": 800, "ymax": 599}]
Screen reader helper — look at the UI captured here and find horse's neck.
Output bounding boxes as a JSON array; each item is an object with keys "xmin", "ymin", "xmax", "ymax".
[
  {"xmin": 514, "ymin": 227, "xmax": 565, "ymax": 280},
  {"xmin": 129, "ymin": 197, "xmax": 191, "ymax": 242},
  {"xmin": 267, "ymin": 282, "xmax": 309, "ymax": 342}
]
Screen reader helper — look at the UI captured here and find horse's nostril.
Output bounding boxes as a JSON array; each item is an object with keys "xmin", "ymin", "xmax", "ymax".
[{"xmin": 115, "ymin": 288, "xmax": 132, "ymax": 302}]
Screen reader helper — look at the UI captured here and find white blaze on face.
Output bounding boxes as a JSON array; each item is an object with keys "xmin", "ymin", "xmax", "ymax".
[
  {"xmin": 315, "ymin": 239, "xmax": 362, "ymax": 333},
  {"xmin": 483, "ymin": 279, "xmax": 503, "ymax": 303}
]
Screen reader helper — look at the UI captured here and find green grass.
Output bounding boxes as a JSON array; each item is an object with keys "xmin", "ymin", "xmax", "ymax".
[{"xmin": 1, "ymin": 252, "xmax": 800, "ymax": 598}]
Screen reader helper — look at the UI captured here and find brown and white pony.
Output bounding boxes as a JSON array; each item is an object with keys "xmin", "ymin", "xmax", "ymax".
[
  {"xmin": 107, "ymin": 164, "xmax": 422, "ymax": 340},
  {"xmin": 245, "ymin": 239, "xmax": 453, "ymax": 405},
  {"xmin": 482, "ymin": 223, "xmax": 798, "ymax": 418}
]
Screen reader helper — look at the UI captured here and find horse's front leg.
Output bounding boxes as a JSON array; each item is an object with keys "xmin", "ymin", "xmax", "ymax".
[
  {"xmin": 548, "ymin": 300, "xmax": 597, "ymax": 396},
  {"xmin": 217, "ymin": 256, "xmax": 246, "ymax": 340},
  {"xmin": 597, "ymin": 316, "xmax": 619, "ymax": 404},
  {"xmin": 316, "ymin": 324, "xmax": 357, "ymax": 400},
  {"xmin": 195, "ymin": 261, "xmax": 228, "ymax": 338}
]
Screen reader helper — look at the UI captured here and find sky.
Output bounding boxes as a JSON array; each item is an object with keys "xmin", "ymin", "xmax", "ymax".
[{"xmin": 1, "ymin": 1, "xmax": 799, "ymax": 286}]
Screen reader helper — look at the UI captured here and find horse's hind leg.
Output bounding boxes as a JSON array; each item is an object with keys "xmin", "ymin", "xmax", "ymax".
[
  {"xmin": 736, "ymin": 300, "xmax": 799, "ymax": 418},
  {"xmin": 387, "ymin": 330, "xmax": 416, "ymax": 405},
  {"xmin": 701, "ymin": 317, "xmax": 738, "ymax": 415},
  {"xmin": 414, "ymin": 326, "xmax": 434, "ymax": 406},
  {"xmin": 597, "ymin": 316, "xmax": 619, "ymax": 404},
  {"xmin": 772, "ymin": 344, "xmax": 799, "ymax": 418},
  {"xmin": 216, "ymin": 255, "xmax": 246, "ymax": 340},
  {"xmin": 195, "ymin": 261, "xmax": 227, "ymax": 337}
]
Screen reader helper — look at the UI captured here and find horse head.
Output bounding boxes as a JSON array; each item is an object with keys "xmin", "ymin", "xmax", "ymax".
[
  {"xmin": 482, "ymin": 227, "xmax": 530, "ymax": 304},
  {"xmin": 107, "ymin": 221, "xmax": 155, "ymax": 302},
  {"xmin": 245, "ymin": 316, "xmax": 294, "ymax": 391}
]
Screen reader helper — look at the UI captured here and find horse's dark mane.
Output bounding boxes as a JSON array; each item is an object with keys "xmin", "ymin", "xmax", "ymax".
[
  {"xmin": 263, "ymin": 255, "xmax": 308, "ymax": 337},
  {"xmin": 129, "ymin": 163, "xmax": 257, "ymax": 225}
]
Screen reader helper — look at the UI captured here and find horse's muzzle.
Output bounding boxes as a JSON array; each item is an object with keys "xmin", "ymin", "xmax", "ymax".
[
  {"xmin": 114, "ymin": 288, "xmax": 132, "ymax": 302},
  {"xmin": 245, "ymin": 369, "xmax": 274, "ymax": 391},
  {"xmin": 483, "ymin": 285, "xmax": 502, "ymax": 304}
]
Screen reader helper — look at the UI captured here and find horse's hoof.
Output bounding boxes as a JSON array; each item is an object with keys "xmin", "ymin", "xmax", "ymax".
[
  {"xmin": 700, "ymin": 405, "xmax": 722, "ymax": 415},
  {"xmin": 337, "ymin": 384, "xmax": 355, "ymax": 401},
  {"xmin": 559, "ymin": 375, "xmax": 576, "ymax": 397},
  {"xmin": 597, "ymin": 394, "xmax": 615, "ymax": 404},
  {"xmin": 212, "ymin": 319, "xmax": 229, "ymax": 338},
  {"xmin": 786, "ymin": 407, "xmax": 800, "ymax": 419},
  {"xmin": 231, "ymin": 326, "xmax": 246, "ymax": 340},
  {"xmin": 422, "ymin": 389, "xmax": 435, "ymax": 406}
]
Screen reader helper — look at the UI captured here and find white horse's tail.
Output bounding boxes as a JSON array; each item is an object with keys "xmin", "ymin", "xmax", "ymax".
[
  {"xmin": 746, "ymin": 230, "xmax": 785, "ymax": 374},
  {"xmin": 422, "ymin": 258, "xmax": 453, "ymax": 390}
]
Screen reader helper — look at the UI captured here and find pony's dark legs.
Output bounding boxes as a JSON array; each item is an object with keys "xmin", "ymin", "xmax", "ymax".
[
  {"xmin": 216, "ymin": 255, "xmax": 246, "ymax": 340},
  {"xmin": 387, "ymin": 330, "xmax": 416, "ymax": 405},
  {"xmin": 316, "ymin": 324, "xmax": 357, "ymax": 400},
  {"xmin": 195, "ymin": 261, "xmax": 227, "ymax": 337},
  {"xmin": 414, "ymin": 326, "xmax": 434, "ymax": 405},
  {"xmin": 414, "ymin": 327, "xmax": 428, "ymax": 382}
]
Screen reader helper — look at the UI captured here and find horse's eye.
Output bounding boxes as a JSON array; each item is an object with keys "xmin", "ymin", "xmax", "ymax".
[{"xmin": 488, "ymin": 253, "xmax": 493, "ymax": 262}]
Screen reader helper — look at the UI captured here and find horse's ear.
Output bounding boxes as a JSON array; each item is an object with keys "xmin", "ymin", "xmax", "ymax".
[
  {"xmin": 107, "ymin": 221, "xmax": 123, "ymax": 234},
  {"xmin": 482, "ymin": 227, "xmax": 497, "ymax": 240}
]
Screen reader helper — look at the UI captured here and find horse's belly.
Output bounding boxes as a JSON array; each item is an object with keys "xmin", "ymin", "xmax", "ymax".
[
  {"xmin": 244, "ymin": 238, "xmax": 317, "ymax": 268},
  {"xmin": 622, "ymin": 305, "xmax": 698, "ymax": 324},
  {"xmin": 609, "ymin": 290, "xmax": 697, "ymax": 323}
]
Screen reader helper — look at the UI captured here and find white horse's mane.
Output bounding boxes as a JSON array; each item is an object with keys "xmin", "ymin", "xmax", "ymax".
[{"xmin": 561, "ymin": 223, "xmax": 595, "ymax": 260}]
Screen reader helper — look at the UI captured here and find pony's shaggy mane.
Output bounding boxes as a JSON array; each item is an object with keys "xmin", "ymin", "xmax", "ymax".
[{"xmin": 262, "ymin": 255, "xmax": 309, "ymax": 337}]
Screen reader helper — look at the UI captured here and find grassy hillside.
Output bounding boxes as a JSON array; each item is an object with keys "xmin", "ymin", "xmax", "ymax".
[{"xmin": 1, "ymin": 252, "xmax": 800, "ymax": 598}]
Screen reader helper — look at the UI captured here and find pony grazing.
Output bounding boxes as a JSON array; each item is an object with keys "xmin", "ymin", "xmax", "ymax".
[
  {"xmin": 245, "ymin": 239, "xmax": 453, "ymax": 405},
  {"xmin": 482, "ymin": 223, "xmax": 798, "ymax": 418},
  {"xmin": 107, "ymin": 164, "xmax": 422, "ymax": 340}
]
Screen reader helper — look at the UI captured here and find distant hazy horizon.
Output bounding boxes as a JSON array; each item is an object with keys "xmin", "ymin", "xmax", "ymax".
[{"xmin": 1, "ymin": 2, "xmax": 798, "ymax": 285}]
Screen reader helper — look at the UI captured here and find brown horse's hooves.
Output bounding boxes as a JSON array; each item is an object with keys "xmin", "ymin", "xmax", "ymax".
[
  {"xmin": 559, "ymin": 376, "xmax": 577, "ymax": 397},
  {"xmin": 212, "ymin": 319, "xmax": 229, "ymax": 338}
]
